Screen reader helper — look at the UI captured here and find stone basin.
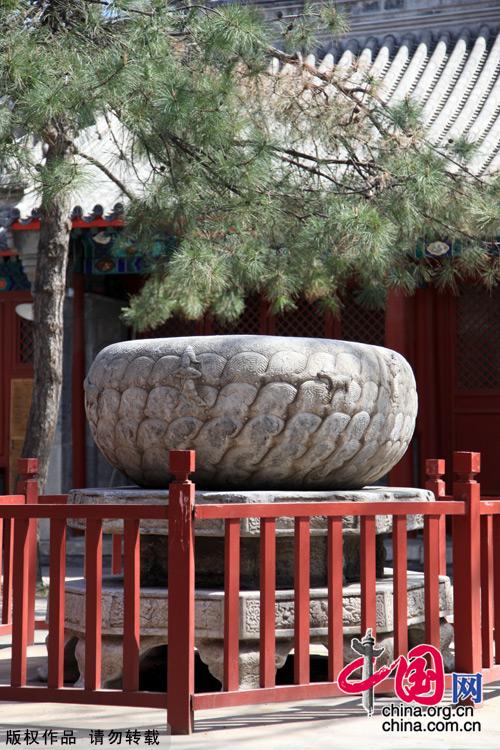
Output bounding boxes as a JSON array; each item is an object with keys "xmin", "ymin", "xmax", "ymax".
[{"xmin": 84, "ymin": 335, "xmax": 417, "ymax": 490}]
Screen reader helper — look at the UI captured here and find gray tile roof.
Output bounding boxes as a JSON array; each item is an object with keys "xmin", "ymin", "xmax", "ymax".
[
  {"xmin": 4, "ymin": 21, "xmax": 499, "ymax": 223},
  {"xmin": 253, "ymin": 0, "xmax": 500, "ymax": 44},
  {"xmin": 279, "ymin": 25, "xmax": 500, "ymax": 176}
]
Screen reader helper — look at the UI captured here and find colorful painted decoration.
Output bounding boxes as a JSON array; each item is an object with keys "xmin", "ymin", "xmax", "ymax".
[{"xmin": 72, "ymin": 228, "xmax": 175, "ymax": 275}]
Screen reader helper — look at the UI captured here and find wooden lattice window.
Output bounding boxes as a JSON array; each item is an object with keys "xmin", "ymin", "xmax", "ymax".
[
  {"xmin": 341, "ymin": 296, "xmax": 385, "ymax": 346},
  {"xmin": 275, "ymin": 298, "xmax": 326, "ymax": 338},
  {"xmin": 457, "ymin": 286, "xmax": 500, "ymax": 390},
  {"xmin": 19, "ymin": 318, "xmax": 34, "ymax": 364},
  {"xmin": 212, "ymin": 296, "xmax": 263, "ymax": 335},
  {"xmin": 148, "ymin": 316, "xmax": 197, "ymax": 338}
]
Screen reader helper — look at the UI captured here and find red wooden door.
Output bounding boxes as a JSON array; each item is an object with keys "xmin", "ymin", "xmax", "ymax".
[{"xmin": 400, "ymin": 285, "xmax": 499, "ymax": 493}]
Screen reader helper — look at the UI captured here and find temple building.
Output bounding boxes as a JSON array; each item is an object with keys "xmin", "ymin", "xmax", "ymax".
[{"xmin": 0, "ymin": 0, "xmax": 498, "ymax": 495}]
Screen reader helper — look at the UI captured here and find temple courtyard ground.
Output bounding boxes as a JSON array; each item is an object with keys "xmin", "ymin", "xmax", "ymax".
[
  {"xmin": 1, "ymin": 597, "xmax": 499, "ymax": 749},
  {"xmin": 2, "ymin": 682, "xmax": 500, "ymax": 749}
]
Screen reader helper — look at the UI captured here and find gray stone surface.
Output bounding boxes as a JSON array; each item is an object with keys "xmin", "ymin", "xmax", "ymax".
[
  {"xmin": 63, "ymin": 570, "xmax": 453, "ymax": 639},
  {"xmin": 139, "ymin": 533, "xmax": 386, "ymax": 587},
  {"xmin": 84, "ymin": 336, "xmax": 417, "ymax": 490},
  {"xmin": 68, "ymin": 486, "xmax": 433, "ymax": 536},
  {"xmin": 67, "ymin": 486, "xmax": 433, "ymax": 585},
  {"xmin": 61, "ymin": 570, "xmax": 453, "ymax": 689}
]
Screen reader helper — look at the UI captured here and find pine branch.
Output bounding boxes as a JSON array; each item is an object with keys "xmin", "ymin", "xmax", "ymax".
[{"xmin": 73, "ymin": 147, "xmax": 136, "ymax": 200}]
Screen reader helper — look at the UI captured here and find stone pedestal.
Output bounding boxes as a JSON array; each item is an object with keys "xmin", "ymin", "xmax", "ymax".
[
  {"xmin": 60, "ymin": 569, "xmax": 453, "ymax": 690},
  {"xmin": 68, "ymin": 486, "xmax": 434, "ymax": 584},
  {"xmin": 57, "ymin": 485, "xmax": 444, "ymax": 690}
]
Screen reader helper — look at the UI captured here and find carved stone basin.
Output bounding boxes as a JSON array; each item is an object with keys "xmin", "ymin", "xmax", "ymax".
[{"xmin": 84, "ymin": 335, "xmax": 417, "ymax": 489}]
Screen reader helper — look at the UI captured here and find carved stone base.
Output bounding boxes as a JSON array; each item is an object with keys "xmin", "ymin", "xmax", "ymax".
[
  {"xmin": 61, "ymin": 620, "xmax": 455, "ymax": 691},
  {"xmin": 196, "ymin": 639, "xmax": 293, "ymax": 690},
  {"xmin": 72, "ymin": 635, "xmax": 166, "ymax": 688},
  {"xmin": 54, "ymin": 569, "xmax": 453, "ymax": 690},
  {"xmin": 141, "ymin": 533, "xmax": 387, "ymax": 587}
]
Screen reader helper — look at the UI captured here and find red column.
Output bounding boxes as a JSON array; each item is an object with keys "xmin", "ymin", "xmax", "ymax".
[
  {"xmin": 413, "ymin": 287, "xmax": 450, "ymax": 487},
  {"xmin": 324, "ymin": 310, "xmax": 341, "ymax": 339},
  {"xmin": 262, "ymin": 297, "xmax": 274, "ymax": 334},
  {"xmin": 72, "ymin": 273, "xmax": 86, "ymax": 488},
  {"xmin": 385, "ymin": 290, "xmax": 413, "ymax": 486}
]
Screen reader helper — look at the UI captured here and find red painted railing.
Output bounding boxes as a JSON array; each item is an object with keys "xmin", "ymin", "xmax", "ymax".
[
  {"xmin": 0, "ymin": 465, "xmax": 169, "ymax": 710},
  {"xmin": 0, "ymin": 451, "xmax": 499, "ymax": 734}
]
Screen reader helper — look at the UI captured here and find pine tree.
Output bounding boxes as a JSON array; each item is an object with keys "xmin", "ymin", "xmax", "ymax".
[
  {"xmin": 0, "ymin": 0, "xmax": 152, "ymax": 486},
  {"xmin": 112, "ymin": 3, "xmax": 499, "ymax": 329},
  {"xmin": 0, "ymin": 1, "xmax": 498, "ymax": 485}
]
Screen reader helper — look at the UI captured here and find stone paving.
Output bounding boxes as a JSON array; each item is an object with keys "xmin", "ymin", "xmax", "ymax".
[
  {"xmin": 1, "ymin": 681, "xmax": 500, "ymax": 749},
  {"xmin": 0, "ymin": 599, "xmax": 499, "ymax": 750}
]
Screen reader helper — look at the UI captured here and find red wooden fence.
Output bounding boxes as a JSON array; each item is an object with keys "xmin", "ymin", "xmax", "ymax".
[{"xmin": 0, "ymin": 451, "xmax": 499, "ymax": 734}]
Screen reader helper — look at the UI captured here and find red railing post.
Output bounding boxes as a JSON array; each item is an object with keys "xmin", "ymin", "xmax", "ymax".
[
  {"xmin": 85, "ymin": 519, "xmax": 103, "ymax": 690},
  {"xmin": 327, "ymin": 518, "xmax": 344, "ymax": 680},
  {"xmin": 11, "ymin": 515, "xmax": 30, "ymax": 686},
  {"xmin": 47, "ymin": 516, "xmax": 67, "ymax": 688},
  {"xmin": 424, "ymin": 513, "xmax": 441, "ymax": 649},
  {"xmin": 392, "ymin": 515, "xmax": 408, "ymax": 657},
  {"xmin": 123, "ymin": 520, "xmax": 140, "ymax": 691},
  {"xmin": 452, "ymin": 451, "xmax": 482, "ymax": 675},
  {"xmin": 481, "ymin": 510, "xmax": 494, "ymax": 668},
  {"xmin": 294, "ymin": 517, "xmax": 310, "ymax": 685},
  {"xmin": 260, "ymin": 518, "xmax": 276, "ymax": 687},
  {"xmin": 16, "ymin": 458, "xmax": 39, "ymax": 645},
  {"xmin": 224, "ymin": 518, "xmax": 241, "ymax": 692},
  {"xmin": 425, "ymin": 459, "xmax": 447, "ymax": 576},
  {"xmin": 361, "ymin": 516, "xmax": 377, "ymax": 635},
  {"xmin": 167, "ymin": 450, "xmax": 196, "ymax": 735},
  {"xmin": 1, "ymin": 509, "xmax": 14, "ymax": 626}
]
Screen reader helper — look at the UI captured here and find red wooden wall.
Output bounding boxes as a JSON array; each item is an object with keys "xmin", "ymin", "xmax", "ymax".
[
  {"xmin": 0, "ymin": 292, "xmax": 34, "ymax": 492},
  {"xmin": 406, "ymin": 284, "xmax": 499, "ymax": 494}
]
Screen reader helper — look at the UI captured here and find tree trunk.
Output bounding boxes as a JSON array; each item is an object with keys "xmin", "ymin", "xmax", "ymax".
[{"xmin": 21, "ymin": 134, "xmax": 73, "ymax": 490}]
